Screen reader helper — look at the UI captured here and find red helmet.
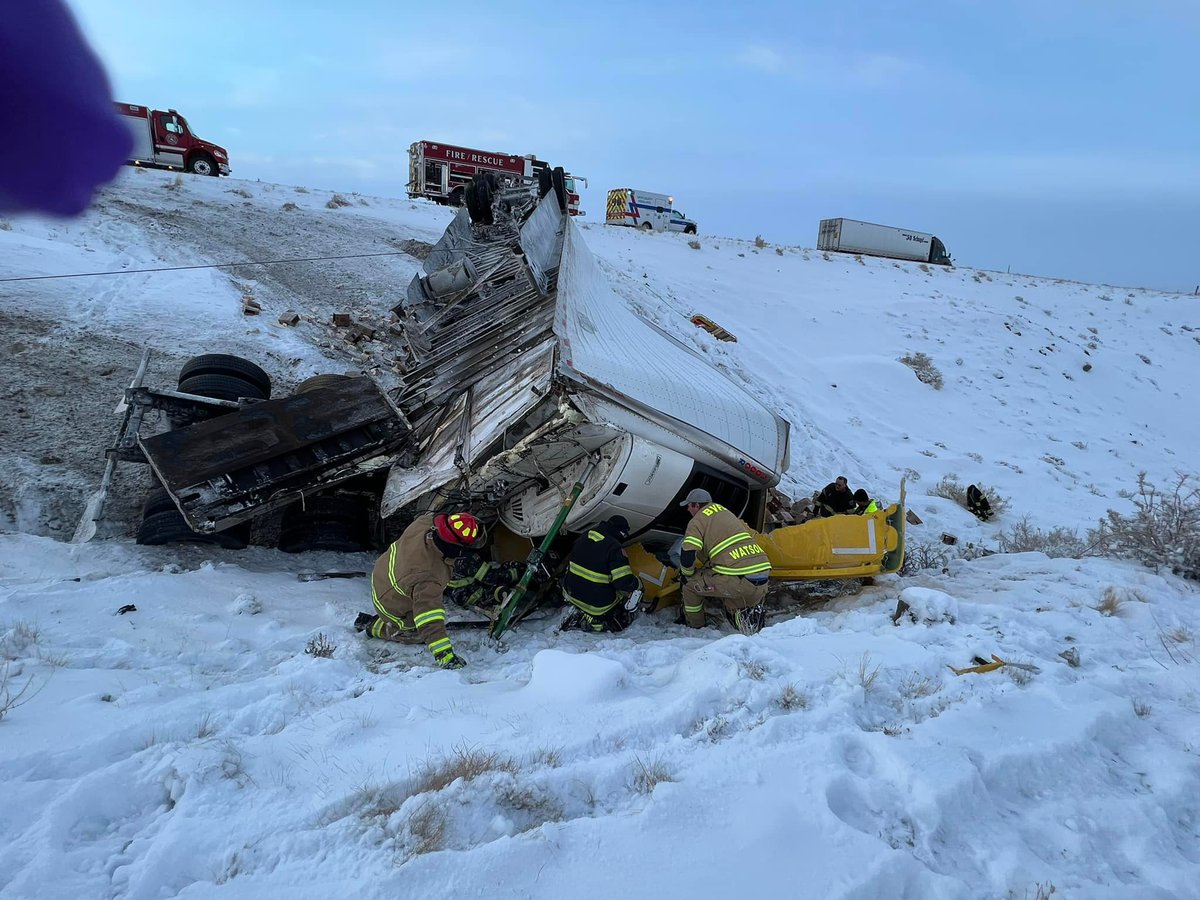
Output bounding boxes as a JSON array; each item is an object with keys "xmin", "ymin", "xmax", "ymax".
[{"xmin": 434, "ymin": 512, "xmax": 481, "ymax": 546}]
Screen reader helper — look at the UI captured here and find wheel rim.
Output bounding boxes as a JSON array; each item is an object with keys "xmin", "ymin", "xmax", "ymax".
[{"xmin": 193, "ymin": 159, "xmax": 212, "ymax": 175}]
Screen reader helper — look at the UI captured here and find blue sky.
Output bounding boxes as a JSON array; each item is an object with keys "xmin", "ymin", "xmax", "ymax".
[{"xmin": 72, "ymin": 0, "xmax": 1198, "ymax": 290}]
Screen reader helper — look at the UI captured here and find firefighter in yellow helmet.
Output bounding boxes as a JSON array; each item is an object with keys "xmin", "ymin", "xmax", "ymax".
[
  {"xmin": 353, "ymin": 511, "xmax": 481, "ymax": 669},
  {"xmin": 677, "ymin": 489, "xmax": 771, "ymax": 635}
]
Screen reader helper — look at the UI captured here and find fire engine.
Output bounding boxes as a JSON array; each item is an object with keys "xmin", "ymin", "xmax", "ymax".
[
  {"xmin": 114, "ymin": 103, "xmax": 231, "ymax": 176},
  {"xmin": 408, "ymin": 140, "xmax": 586, "ymax": 215}
]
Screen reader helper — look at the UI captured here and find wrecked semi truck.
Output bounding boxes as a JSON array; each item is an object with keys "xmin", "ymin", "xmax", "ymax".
[
  {"xmin": 817, "ymin": 218, "xmax": 952, "ymax": 266},
  {"xmin": 86, "ymin": 171, "xmax": 904, "ymax": 619}
]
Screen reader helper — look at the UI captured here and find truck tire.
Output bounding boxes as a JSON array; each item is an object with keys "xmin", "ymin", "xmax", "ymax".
[
  {"xmin": 465, "ymin": 172, "xmax": 496, "ymax": 225},
  {"xmin": 281, "ymin": 494, "xmax": 366, "ymax": 527},
  {"xmin": 448, "ymin": 187, "xmax": 465, "ymax": 207},
  {"xmin": 189, "ymin": 155, "xmax": 218, "ymax": 176},
  {"xmin": 684, "ymin": 225, "xmax": 697, "ymax": 235},
  {"xmin": 640, "ymin": 221, "xmax": 653, "ymax": 232},
  {"xmin": 278, "ymin": 493, "xmax": 372, "ymax": 553},
  {"xmin": 537, "ymin": 168, "xmax": 552, "ymax": 199},
  {"xmin": 137, "ymin": 509, "xmax": 250, "ymax": 549},
  {"xmin": 551, "ymin": 167, "xmax": 567, "ymax": 212},
  {"xmin": 141, "ymin": 488, "xmax": 179, "ymax": 519},
  {"xmin": 179, "ymin": 354, "xmax": 272, "ymax": 396},
  {"xmin": 177, "ymin": 373, "xmax": 268, "ymax": 403},
  {"xmin": 278, "ymin": 523, "xmax": 370, "ymax": 554},
  {"xmin": 294, "ymin": 374, "xmax": 354, "ymax": 395}
]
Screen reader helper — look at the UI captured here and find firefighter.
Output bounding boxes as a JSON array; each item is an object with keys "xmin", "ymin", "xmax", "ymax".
[
  {"xmin": 560, "ymin": 515, "xmax": 642, "ymax": 633},
  {"xmin": 678, "ymin": 489, "xmax": 772, "ymax": 635},
  {"xmin": 966, "ymin": 484, "xmax": 993, "ymax": 521},
  {"xmin": 815, "ymin": 476, "xmax": 856, "ymax": 517},
  {"xmin": 445, "ymin": 551, "xmax": 522, "ymax": 619},
  {"xmin": 353, "ymin": 511, "xmax": 481, "ymax": 669},
  {"xmin": 853, "ymin": 489, "xmax": 880, "ymax": 515}
]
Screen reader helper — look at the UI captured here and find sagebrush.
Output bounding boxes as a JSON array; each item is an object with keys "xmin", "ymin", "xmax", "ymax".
[
  {"xmin": 997, "ymin": 517, "xmax": 1089, "ymax": 558},
  {"xmin": 1087, "ymin": 473, "xmax": 1199, "ymax": 580},
  {"xmin": 900, "ymin": 352, "xmax": 943, "ymax": 389}
]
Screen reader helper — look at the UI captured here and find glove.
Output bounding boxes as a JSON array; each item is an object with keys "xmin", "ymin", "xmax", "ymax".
[{"xmin": 435, "ymin": 649, "xmax": 467, "ymax": 670}]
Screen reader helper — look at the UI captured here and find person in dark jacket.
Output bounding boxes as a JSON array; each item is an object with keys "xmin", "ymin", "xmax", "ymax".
[
  {"xmin": 853, "ymin": 489, "xmax": 880, "ymax": 515},
  {"xmin": 966, "ymin": 484, "xmax": 993, "ymax": 521},
  {"xmin": 815, "ymin": 476, "xmax": 856, "ymax": 517},
  {"xmin": 560, "ymin": 515, "xmax": 641, "ymax": 633}
]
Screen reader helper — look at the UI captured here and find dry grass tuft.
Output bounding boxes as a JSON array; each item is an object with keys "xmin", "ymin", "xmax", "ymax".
[
  {"xmin": 738, "ymin": 659, "xmax": 768, "ymax": 681},
  {"xmin": 196, "ymin": 712, "xmax": 218, "ymax": 739},
  {"xmin": 754, "ymin": 235, "xmax": 767, "ymax": 249},
  {"xmin": 326, "ymin": 193, "xmax": 352, "ymax": 209},
  {"xmin": 1095, "ymin": 586, "xmax": 1124, "ymax": 617},
  {"xmin": 687, "ymin": 239, "xmax": 701, "ymax": 250},
  {"xmin": 1165, "ymin": 625, "xmax": 1193, "ymax": 644},
  {"xmin": 775, "ymin": 682, "xmax": 810, "ymax": 711},
  {"xmin": 497, "ymin": 783, "xmax": 564, "ymax": 824},
  {"xmin": 1132, "ymin": 699, "xmax": 1152, "ymax": 718},
  {"xmin": 414, "ymin": 745, "xmax": 518, "ymax": 795},
  {"xmin": 0, "ymin": 661, "xmax": 45, "ymax": 722},
  {"xmin": 406, "ymin": 800, "xmax": 447, "ymax": 856},
  {"xmin": 631, "ymin": 755, "xmax": 675, "ymax": 794},
  {"xmin": 899, "ymin": 671, "xmax": 941, "ymax": 700},
  {"xmin": 528, "ymin": 746, "xmax": 563, "ymax": 768},
  {"xmin": 857, "ymin": 653, "xmax": 881, "ymax": 692}
]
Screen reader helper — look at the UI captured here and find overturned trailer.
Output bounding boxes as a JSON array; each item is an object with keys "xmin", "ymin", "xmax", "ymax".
[{"xmin": 86, "ymin": 171, "xmax": 904, "ymax": 611}]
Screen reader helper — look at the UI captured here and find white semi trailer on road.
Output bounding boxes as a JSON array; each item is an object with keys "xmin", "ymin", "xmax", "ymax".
[{"xmin": 818, "ymin": 218, "xmax": 952, "ymax": 266}]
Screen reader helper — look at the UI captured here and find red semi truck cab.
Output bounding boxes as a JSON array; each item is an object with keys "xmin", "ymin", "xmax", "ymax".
[
  {"xmin": 115, "ymin": 103, "xmax": 230, "ymax": 176},
  {"xmin": 408, "ymin": 140, "xmax": 585, "ymax": 215}
]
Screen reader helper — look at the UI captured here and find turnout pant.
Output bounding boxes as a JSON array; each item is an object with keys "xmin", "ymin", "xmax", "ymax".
[{"xmin": 681, "ymin": 572, "xmax": 768, "ymax": 628}]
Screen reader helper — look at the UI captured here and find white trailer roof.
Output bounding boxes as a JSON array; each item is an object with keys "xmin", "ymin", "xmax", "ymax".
[{"xmin": 553, "ymin": 222, "xmax": 787, "ymax": 484}]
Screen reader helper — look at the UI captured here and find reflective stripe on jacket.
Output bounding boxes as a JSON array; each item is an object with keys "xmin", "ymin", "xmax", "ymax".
[
  {"xmin": 369, "ymin": 514, "xmax": 454, "ymax": 660},
  {"xmin": 562, "ymin": 527, "xmax": 639, "ymax": 616},
  {"xmin": 680, "ymin": 503, "xmax": 771, "ymax": 579}
]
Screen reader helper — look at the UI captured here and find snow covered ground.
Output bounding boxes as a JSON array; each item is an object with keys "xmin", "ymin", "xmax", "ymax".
[{"xmin": 1, "ymin": 169, "xmax": 1198, "ymax": 898}]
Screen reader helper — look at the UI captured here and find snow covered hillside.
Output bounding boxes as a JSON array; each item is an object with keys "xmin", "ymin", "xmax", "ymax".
[{"xmin": 1, "ymin": 169, "xmax": 1198, "ymax": 899}]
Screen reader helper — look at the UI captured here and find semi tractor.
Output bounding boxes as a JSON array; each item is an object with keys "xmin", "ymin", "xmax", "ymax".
[
  {"xmin": 408, "ymin": 140, "xmax": 586, "ymax": 216},
  {"xmin": 115, "ymin": 103, "xmax": 230, "ymax": 176},
  {"xmin": 818, "ymin": 218, "xmax": 952, "ymax": 266}
]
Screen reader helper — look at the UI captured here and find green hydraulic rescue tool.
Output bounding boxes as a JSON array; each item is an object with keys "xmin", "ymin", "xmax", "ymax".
[{"xmin": 490, "ymin": 456, "xmax": 600, "ymax": 640}]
